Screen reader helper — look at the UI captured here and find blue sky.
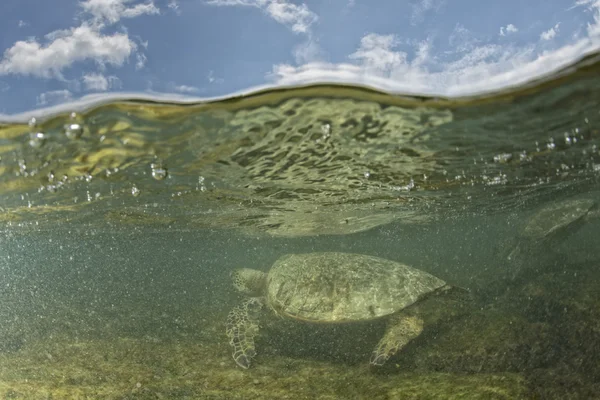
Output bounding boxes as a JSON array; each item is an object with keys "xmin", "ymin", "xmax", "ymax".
[{"xmin": 1, "ymin": 0, "xmax": 600, "ymax": 116}]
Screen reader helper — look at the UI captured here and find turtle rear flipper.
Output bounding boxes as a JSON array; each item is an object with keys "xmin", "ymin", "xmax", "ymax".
[
  {"xmin": 370, "ymin": 313, "xmax": 424, "ymax": 366},
  {"xmin": 226, "ymin": 298, "xmax": 263, "ymax": 369}
]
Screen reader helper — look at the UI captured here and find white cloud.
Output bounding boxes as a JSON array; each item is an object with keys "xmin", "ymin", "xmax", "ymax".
[
  {"xmin": 205, "ymin": 0, "xmax": 317, "ymax": 34},
  {"xmin": 264, "ymin": 2, "xmax": 316, "ymax": 33},
  {"xmin": 0, "ymin": 25, "xmax": 135, "ymax": 79},
  {"xmin": 109, "ymin": 75, "xmax": 122, "ymax": 89},
  {"xmin": 449, "ymin": 23, "xmax": 480, "ymax": 52},
  {"xmin": 410, "ymin": 0, "xmax": 445, "ymax": 25},
  {"xmin": 293, "ymin": 38, "xmax": 323, "ymax": 64},
  {"xmin": 269, "ymin": 23, "xmax": 600, "ymax": 97},
  {"xmin": 135, "ymin": 52, "xmax": 147, "ymax": 69},
  {"xmin": 36, "ymin": 90, "xmax": 73, "ymax": 106},
  {"xmin": 267, "ymin": 0, "xmax": 600, "ymax": 98},
  {"xmin": 173, "ymin": 85, "xmax": 200, "ymax": 93},
  {"xmin": 44, "ymin": 29, "xmax": 76, "ymax": 41},
  {"xmin": 122, "ymin": 2, "xmax": 159, "ymax": 18},
  {"xmin": 18, "ymin": 20, "xmax": 28, "ymax": 28},
  {"xmin": 572, "ymin": 0, "xmax": 599, "ymax": 8},
  {"xmin": 207, "ymin": 70, "xmax": 224, "ymax": 83},
  {"xmin": 83, "ymin": 73, "xmax": 109, "ymax": 90},
  {"xmin": 499, "ymin": 24, "xmax": 518, "ymax": 36},
  {"xmin": 82, "ymin": 73, "xmax": 121, "ymax": 90},
  {"xmin": 0, "ymin": 0, "xmax": 158, "ymax": 80},
  {"xmin": 540, "ymin": 23, "xmax": 560, "ymax": 40},
  {"xmin": 205, "ymin": 0, "xmax": 320, "ymax": 70},
  {"xmin": 80, "ymin": 0, "xmax": 159, "ymax": 25},
  {"xmin": 574, "ymin": 0, "xmax": 600, "ymax": 37},
  {"xmin": 167, "ymin": 0, "xmax": 180, "ymax": 14},
  {"xmin": 348, "ymin": 34, "xmax": 407, "ymax": 74}
]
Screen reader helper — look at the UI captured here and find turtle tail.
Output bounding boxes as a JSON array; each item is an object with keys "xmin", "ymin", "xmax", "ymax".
[{"xmin": 225, "ymin": 298, "xmax": 263, "ymax": 369}]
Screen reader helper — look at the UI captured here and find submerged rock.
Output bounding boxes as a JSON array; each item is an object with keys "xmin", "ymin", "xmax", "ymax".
[
  {"xmin": 403, "ymin": 309, "xmax": 555, "ymax": 374},
  {"xmin": 385, "ymin": 373, "xmax": 528, "ymax": 399},
  {"xmin": 478, "ymin": 259, "xmax": 600, "ymax": 397},
  {"xmin": 504, "ymin": 262, "xmax": 600, "ymax": 381},
  {"xmin": 0, "ymin": 335, "xmax": 530, "ymax": 399}
]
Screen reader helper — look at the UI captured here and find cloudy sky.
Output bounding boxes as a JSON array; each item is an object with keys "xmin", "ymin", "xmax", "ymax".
[{"xmin": 1, "ymin": 0, "xmax": 599, "ymax": 115}]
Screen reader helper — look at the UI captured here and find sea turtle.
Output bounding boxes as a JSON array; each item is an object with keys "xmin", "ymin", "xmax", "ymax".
[
  {"xmin": 506, "ymin": 197, "xmax": 598, "ymax": 276},
  {"xmin": 225, "ymin": 252, "xmax": 451, "ymax": 369}
]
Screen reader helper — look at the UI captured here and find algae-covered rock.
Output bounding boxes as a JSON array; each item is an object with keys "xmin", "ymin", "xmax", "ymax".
[
  {"xmin": 403, "ymin": 309, "xmax": 555, "ymax": 374},
  {"xmin": 475, "ymin": 259, "xmax": 600, "ymax": 398},
  {"xmin": 502, "ymin": 262, "xmax": 600, "ymax": 381},
  {"xmin": 0, "ymin": 334, "xmax": 531, "ymax": 400},
  {"xmin": 407, "ymin": 262, "xmax": 599, "ymax": 379},
  {"xmin": 527, "ymin": 366, "xmax": 600, "ymax": 399},
  {"xmin": 386, "ymin": 373, "xmax": 528, "ymax": 400}
]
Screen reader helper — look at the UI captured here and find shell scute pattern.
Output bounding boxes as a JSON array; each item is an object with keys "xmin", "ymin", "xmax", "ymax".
[{"xmin": 265, "ymin": 252, "xmax": 446, "ymax": 323}]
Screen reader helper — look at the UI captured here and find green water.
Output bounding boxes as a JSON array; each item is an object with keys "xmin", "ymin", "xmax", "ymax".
[{"xmin": 0, "ymin": 56, "xmax": 599, "ymax": 398}]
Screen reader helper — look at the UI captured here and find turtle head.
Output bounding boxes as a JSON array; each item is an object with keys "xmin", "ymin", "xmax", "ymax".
[{"xmin": 231, "ymin": 268, "xmax": 267, "ymax": 296}]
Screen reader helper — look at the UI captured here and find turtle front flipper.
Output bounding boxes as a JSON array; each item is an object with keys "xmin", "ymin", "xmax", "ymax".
[
  {"xmin": 370, "ymin": 313, "xmax": 424, "ymax": 366},
  {"xmin": 226, "ymin": 298, "xmax": 263, "ymax": 369}
]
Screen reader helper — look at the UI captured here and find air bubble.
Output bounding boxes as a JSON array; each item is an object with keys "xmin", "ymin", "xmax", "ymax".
[
  {"xmin": 486, "ymin": 174, "xmax": 508, "ymax": 186},
  {"xmin": 29, "ymin": 132, "xmax": 46, "ymax": 148},
  {"xmin": 131, "ymin": 185, "xmax": 141, "ymax": 197},
  {"xmin": 18, "ymin": 159, "xmax": 27, "ymax": 174},
  {"xmin": 493, "ymin": 153, "xmax": 512, "ymax": 163},
  {"xmin": 363, "ymin": 171, "xmax": 371, "ymax": 179},
  {"xmin": 65, "ymin": 123, "xmax": 84, "ymax": 139},
  {"xmin": 314, "ymin": 123, "xmax": 332, "ymax": 143},
  {"xmin": 151, "ymin": 163, "xmax": 168, "ymax": 180},
  {"xmin": 392, "ymin": 178, "xmax": 415, "ymax": 191},
  {"xmin": 198, "ymin": 176, "xmax": 207, "ymax": 191}
]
